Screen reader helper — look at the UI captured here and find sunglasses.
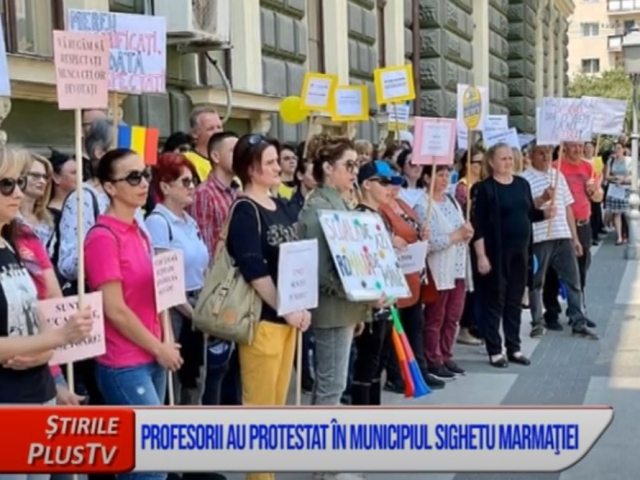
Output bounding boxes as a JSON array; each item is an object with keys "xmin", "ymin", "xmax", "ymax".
[
  {"xmin": 247, "ymin": 134, "xmax": 269, "ymax": 147},
  {"xmin": 369, "ymin": 177, "xmax": 393, "ymax": 186},
  {"xmin": 27, "ymin": 172, "xmax": 50, "ymax": 182},
  {"xmin": 0, "ymin": 176, "xmax": 27, "ymax": 196},
  {"xmin": 177, "ymin": 177, "xmax": 196, "ymax": 188},
  {"xmin": 111, "ymin": 169, "xmax": 151, "ymax": 187},
  {"xmin": 340, "ymin": 160, "xmax": 357, "ymax": 173}
]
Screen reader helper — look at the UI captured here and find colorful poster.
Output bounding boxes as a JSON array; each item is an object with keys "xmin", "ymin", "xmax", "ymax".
[
  {"xmin": 67, "ymin": 9, "xmax": 167, "ymax": 94},
  {"xmin": 318, "ymin": 210, "xmax": 410, "ymax": 302},
  {"xmin": 40, "ymin": 292, "xmax": 106, "ymax": 366},
  {"xmin": 53, "ymin": 30, "xmax": 110, "ymax": 110}
]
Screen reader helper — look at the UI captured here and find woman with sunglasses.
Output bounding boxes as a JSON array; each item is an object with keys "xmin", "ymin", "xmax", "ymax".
[
  {"xmin": 298, "ymin": 134, "xmax": 381, "ymax": 412},
  {"xmin": 85, "ymin": 150, "xmax": 182, "ymax": 432},
  {"xmin": 0, "ymin": 146, "xmax": 92, "ymax": 413},
  {"xmin": 19, "ymin": 154, "xmax": 55, "ymax": 252},
  {"xmin": 146, "ymin": 152, "xmax": 209, "ymax": 406},
  {"xmin": 57, "ymin": 119, "xmax": 149, "ymax": 297},
  {"xmin": 453, "ymin": 147, "xmax": 484, "ymax": 347}
]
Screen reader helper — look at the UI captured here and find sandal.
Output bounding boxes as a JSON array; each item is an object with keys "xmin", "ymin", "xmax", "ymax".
[{"xmin": 489, "ymin": 355, "xmax": 508, "ymax": 368}]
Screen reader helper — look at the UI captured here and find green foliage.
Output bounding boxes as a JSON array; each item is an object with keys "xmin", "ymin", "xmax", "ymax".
[{"xmin": 568, "ymin": 68, "xmax": 633, "ymax": 138}]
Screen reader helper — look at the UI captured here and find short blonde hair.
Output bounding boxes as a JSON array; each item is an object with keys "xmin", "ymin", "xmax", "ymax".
[
  {"xmin": 512, "ymin": 148, "xmax": 523, "ymax": 174},
  {"xmin": 26, "ymin": 153, "xmax": 54, "ymax": 226},
  {"xmin": 354, "ymin": 139, "xmax": 372, "ymax": 157},
  {"xmin": 0, "ymin": 145, "xmax": 31, "ymax": 180}
]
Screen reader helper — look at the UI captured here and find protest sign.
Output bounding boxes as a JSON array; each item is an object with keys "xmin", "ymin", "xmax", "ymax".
[
  {"xmin": 484, "ymin": 128, "xmax": 520, "ymax": 150},
  {"xmin": 40, "ymin": 292, "xmax": 105, "ymax": 366},
  {"xmin": 538, "ymin": 97, "xmax": 593, "ymax": 144},
  {"xmin": 0, "ymin": 21, "xmax": 10, "ymax": 96},
  {"xmin": 331, "ymin": 85, "xmax": 369, "ymax": 122},
  {"xmin": 277, "ymin": 240, "xmax": 319, "ymax": 316},
  {"xmin": 582, "ymin": 96, "xmax": 628, "ymax": 136},
  {"xmin": 300, "ymin": 72, "xmax": 337, "ymax": 112},
  {"xmin": 374, "ymin": 65, "xmax": 416, "ymax": 104},
  {"xmin": 53, "ymin": 31, "xmax": 110, "ymax": 110},
  {"xmin": 153, "ymin": 250, "xmax": 187, "ymax": 312},
  {"xmin": 412, "ymin": 117, "xmax": 456, "ymax": 165},
  {"xmin": 457, "ymin": 84, "xmax": 488, "ymax": 132},
  {"xmin": 388, "ymin": 104, "xmax": 410, "ymax": 129},
  {"xmin": 318, "ymin": 210, "xmax": 410, "ymax": 301},
  {"xmin": 67, "ymin": 9, "xmax": 167, "ymax": 94},
  {"xmin": 396, "ymin": 241, "xmax": 429, "ymax": 274},
  {"xmin": 484, "ymin": 115, "xmax": 509, "ymax": 134}
]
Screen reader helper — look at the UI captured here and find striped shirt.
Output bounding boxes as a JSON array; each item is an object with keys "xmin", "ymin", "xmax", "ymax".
[
  {"xmin": 520, "ymin": 167, "xmax": 573, "ymax": 244},
  {"xmin": 187, "ymin": 173, "xmax": 238, "ymax": 263}
]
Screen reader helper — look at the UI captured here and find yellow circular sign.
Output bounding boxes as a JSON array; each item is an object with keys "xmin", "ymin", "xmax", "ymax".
[{"xmin": 462, "ymin": 86, "xmax": 482, "ymax": 130}]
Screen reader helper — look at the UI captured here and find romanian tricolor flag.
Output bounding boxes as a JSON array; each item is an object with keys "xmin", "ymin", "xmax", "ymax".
[{"xmin": 117, "ymin": 125, "xmax": 160, "ymax": 165}]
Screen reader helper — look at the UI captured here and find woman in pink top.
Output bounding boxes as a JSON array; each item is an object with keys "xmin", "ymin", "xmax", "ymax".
[{"xmin": 85, "ymin": 149, "xmax": 182, "ymax": 416}]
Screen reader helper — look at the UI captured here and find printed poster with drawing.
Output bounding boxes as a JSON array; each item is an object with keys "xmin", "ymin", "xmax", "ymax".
[
  {"xmin": 318, "ymin": 210, "xmax": 410, "ymax": 302},
  {"xmin": 39, "ymin": 292, "xmax": 106, "ymax": 366}
]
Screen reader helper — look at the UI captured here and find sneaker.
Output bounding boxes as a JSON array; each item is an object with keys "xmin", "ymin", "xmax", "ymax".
[
  {"xmin": 530, "ymin": 324, "xmax": 545, "ymax": 338},
  {"xmin": 424, "ymin": 372, "xmax": 445, "ymax": 389},
  {"xmin": 545, "ymin": 321, "xmax": 563, "ymax": 331},
  {"xmin": 444, "ymin": 360, "xmax": 465, "ymax": 375},
  {"xmin": 586, "ymin": 319, "xmax": 597, "ymax": 328},
  {"xmin": 428, "ymin": 364, "xmax": 456, "ymax": 380},
  {"xmin": 571, "ymin": 326, "xmax": 599, "ymax": 340},
  {"xmin": 383, "ymin": 381, "xmax": 404, "ymax": 394}
]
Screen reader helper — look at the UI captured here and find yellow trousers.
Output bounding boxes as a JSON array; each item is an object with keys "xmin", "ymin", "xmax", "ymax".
[{"xmin": 239, "ymin": 321, "xmax": 297, "ymax": 480}]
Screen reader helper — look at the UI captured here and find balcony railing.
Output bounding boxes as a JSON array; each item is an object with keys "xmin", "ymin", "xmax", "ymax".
[
  {"xmin": 608, "ymin": 0, "xmax": 640, "ymax": 13},
  {"xmin": 609, "ymin": 34, "xmax": 623, "ymax": 51}
]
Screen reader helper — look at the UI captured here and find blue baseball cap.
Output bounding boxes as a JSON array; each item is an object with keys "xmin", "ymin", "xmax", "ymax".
[{"xmin": 357, "ymin": 160, "xmax": 404, "ymax": 186}]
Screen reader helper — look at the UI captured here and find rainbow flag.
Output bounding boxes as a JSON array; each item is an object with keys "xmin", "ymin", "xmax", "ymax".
[{"xmin": 118, "ymin": 125, "xmax": 160, "ymax": 165}]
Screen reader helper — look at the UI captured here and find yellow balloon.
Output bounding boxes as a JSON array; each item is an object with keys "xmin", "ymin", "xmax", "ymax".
[{"xmin": 279, "ymin": 96, "xmax": 308, "ymax": 124}]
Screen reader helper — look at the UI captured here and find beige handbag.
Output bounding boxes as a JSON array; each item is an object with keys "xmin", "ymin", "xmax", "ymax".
[{"xmin": 193, "ymin": 199, "xmax": 263, "ymax": 345}]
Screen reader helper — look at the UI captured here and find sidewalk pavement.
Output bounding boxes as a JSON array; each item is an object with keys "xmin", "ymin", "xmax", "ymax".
[{"xmin": 219, "ymin": 237, "xmax": 637, "ymax": 480}]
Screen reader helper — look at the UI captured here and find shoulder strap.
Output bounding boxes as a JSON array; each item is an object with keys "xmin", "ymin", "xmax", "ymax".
[
  {"xmin": 216, "ymin": 199, "xmax": 262, "ymax": 256},
  {"xmin": 87, "ymin": 224, "xmax": 119, "ymax": 247},
  {"xmin": 148, "ymin": 211, "xmax": 173, "ymax": 242}
]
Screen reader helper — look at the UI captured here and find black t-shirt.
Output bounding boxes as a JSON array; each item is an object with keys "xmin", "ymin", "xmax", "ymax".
[
  {"xmin": 227, "ymin": 198, "xmax": 298, "ymax": 323},
  {"xmin": 495, "ymin": 180, "xmax": 532, "ymax": 250},
  {"xmin": 0, "ymin": 244, "xmax": 56, "ymax": 403}
]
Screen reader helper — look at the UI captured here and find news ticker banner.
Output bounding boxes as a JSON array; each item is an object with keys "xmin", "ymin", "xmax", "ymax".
[{"xmin": 0, "ymin": 407, "xmax": 612, "ymax": 473}]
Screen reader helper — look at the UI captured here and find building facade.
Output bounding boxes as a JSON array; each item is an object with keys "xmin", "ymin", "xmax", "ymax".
[
  {"xmin": 407, "ymin": 0, "xmax": 573, "ymax": 133},
  {"xmin": 568, "ymin": 0, "xmax": 640, "ymax": 78},
  {"xmin": 0, "ymin": 0, "xmax": 406, "ymax": 148}
]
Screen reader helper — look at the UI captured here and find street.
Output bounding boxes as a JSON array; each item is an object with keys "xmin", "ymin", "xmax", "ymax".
[{"xmin": 220, "ymin": 236, "xmax": 637, "ymax": 479}]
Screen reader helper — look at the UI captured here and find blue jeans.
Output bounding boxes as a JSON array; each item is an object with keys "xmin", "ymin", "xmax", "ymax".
[
  {"xmin": 95, "ymin": 363, "xmax": 167, "ymax": 480},
  {"xmin": 201, "ymin": 342, "xmax": 241, "ymax": 406}
]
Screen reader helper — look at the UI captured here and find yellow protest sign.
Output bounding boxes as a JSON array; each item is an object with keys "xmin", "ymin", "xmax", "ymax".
[
  {"xmin": 300, "ymin": 72, "xmax": 338, "ymax": 112},
  {"xmin": 331, "ymin": 85, "xmax": 369, "ymax": 122},
  {"xmin": 461, "ymin": 85, "xmax": 483, "ymax": 130},
  {"xmin": 374, "ymin": 65, "xmax": 416, "ymax": 105}
]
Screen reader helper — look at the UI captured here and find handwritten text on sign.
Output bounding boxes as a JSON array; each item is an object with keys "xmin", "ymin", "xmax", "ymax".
[
  {"xmin": 53, "ymin": 31, "xmax": 109, "ymax": 110},
  {"xmin": 40, "ymin": 292, "xmax": 106, "ymax": 365},
  {"xmin": 277, "ymin": 240, "xmax": 319, "ymax": 316},
  {"xmin": 318, "ymin": 210, "xmax": 410, "ymax": 301},
  {"xmin": 538, "ymin": 98, "xmax": 593, "ymax": 144},
  {"xmin": 153, "ymin": 250, "xmax": 187, "ymax": 312},
  {"xmin": 67, "ymin": 9, "xmax": 167, "ymax": 94}
]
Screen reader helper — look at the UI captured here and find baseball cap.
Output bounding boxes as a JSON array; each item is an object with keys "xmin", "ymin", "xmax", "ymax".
[{"xmin": 357, "ymin": 160, "xmax": 404, "ymax": 186}]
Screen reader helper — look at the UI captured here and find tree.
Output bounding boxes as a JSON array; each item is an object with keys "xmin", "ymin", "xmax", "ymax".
[{"xmin": 568, "ymin": 67, "xmax": 633, "ymax": 136}]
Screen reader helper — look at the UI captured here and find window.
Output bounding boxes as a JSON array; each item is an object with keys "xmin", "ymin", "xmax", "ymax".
[
  {"xmin": 109, "ymin": 0, "xmax": 149, "ymax": 13},
  {"xmin": 581, "ymin": 22, "xmax": 599, "ymax": 37},
  {"xmin": 581, "ymin": 58, "xmax": 600, "ymax": 73},
  {"xmin": 1, "ymin": 0, "xmax": 63, "ymax": 57},
  {"xmin": 307, "ymin": 0, "xmax": 325, "ymax": 72},
  {"xmin": 624, "ymin": 20, "xmax": 636, "ymax": 33}
]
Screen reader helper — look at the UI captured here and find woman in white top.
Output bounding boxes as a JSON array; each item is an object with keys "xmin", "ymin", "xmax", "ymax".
[
  {"xmin": 145, "ymin": 152, "xmax": 209, "ymax": 405},
  {"xmin": 19, "ymin": 154, "xmax": 55, "ymax": 251},
  {"xmin": 421, "ymin": 165, "xmax": 474, "ymax": 380}
]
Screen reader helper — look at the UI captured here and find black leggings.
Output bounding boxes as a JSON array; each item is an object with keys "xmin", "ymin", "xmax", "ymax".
[{"xmin": 352, "ymin": 318, "xmax": 391, "ymax": 405}]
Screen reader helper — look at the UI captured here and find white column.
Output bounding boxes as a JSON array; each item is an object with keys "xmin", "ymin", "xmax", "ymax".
[
  {"xmin": 472, "ymin": 0, "xmax": 490, "ymax": 87},
  {"xmin": 383, "ymin": 0, "xmax": 405, "ymax": 66},
  {"xmin": 230, "ymin": 0, "xmax": 263, "ymax": 93},
  {"xmin": 547, "ymin": 8, "xmax": 557, "ymax": 96},
  {"xmin": 556, "ymin": 19, "xmax": 566, "ymax": 96},
  {"xmin": 323, "ymin": 0, "xmax": 350, "ymax": 83}
]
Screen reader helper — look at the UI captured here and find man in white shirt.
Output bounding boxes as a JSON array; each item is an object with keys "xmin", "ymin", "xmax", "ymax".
[{"xmin": 520, "ymin": 143, "xmax": 598, "ymax": 340}]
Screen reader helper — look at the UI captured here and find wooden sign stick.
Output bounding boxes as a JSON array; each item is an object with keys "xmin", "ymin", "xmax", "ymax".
[
  {"xmin": 465, "ymin": 130, "xmax": 474, "ymax": 220},
  {"xmin": 546, "ymin": 142, "xmax": 564, "ymax": 237}
]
